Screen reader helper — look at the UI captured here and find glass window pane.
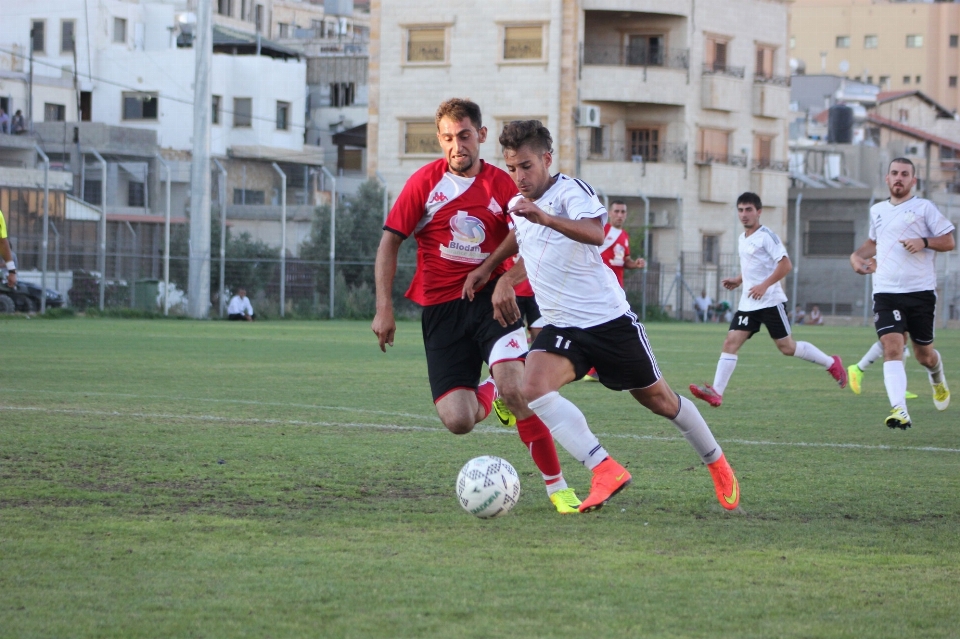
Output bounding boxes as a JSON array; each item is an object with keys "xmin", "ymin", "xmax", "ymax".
[
  {"xmin": 404, "ymin": 122, "xmax": 440, "ymax": 154},
  {"xmin": 407, "ymin": 28, "xmax": 445, "ymax": 62},
  {"xmin": 504, "ymin": 26, "xmax": 542, "ymax": 60}
]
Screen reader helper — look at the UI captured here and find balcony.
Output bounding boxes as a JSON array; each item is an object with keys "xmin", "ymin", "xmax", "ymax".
[
  {"xmin": 580, "ymin": 142, "xmax": 687, "ymax": 197},
  {"xmin": 701, "ymin": 63, "xmax": 744, "ymax": 112},
  {"xmin": 750, "ymin": 162, "xmax": 789, "ymax": 208},
  {"xmin": 582, "ymin": 0, "xmax": 689, "ymax": 16},
  {"xmin": 581, "ymin": 45, "xmax": 689, "ymax": 105},
  {"xmin": 697, "ymin": 153, "xmax": 746, "ymax": 203},
  {"xmin": 752, "ymin": 76, "xmax": 791, "ymax": 119}
]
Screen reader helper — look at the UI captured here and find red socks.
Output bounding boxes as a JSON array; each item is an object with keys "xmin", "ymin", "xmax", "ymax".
[
  {"xmin": 475, "ymin": 378, "xmax": 496, "ymax": 421},
  {"xmin": 516, "ymin": 414, "xmax": 563, "ymax": 486}
]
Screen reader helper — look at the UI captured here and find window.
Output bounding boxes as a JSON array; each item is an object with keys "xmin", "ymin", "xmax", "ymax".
[
  {"xmin": 255, "ymin": 5, "xmax": 264, "ymax": 32},
  {"xmin": 84, "ymin": 181, "xmax": 102, "ymax": 205},
  {"xmin": 951, "ymin": 35, "xmax": 959, "ymax": 48},
  {"xmin": 233, "ymin": 189, "xmax": 265, "ymax": 205},
  {"xmin": 241, "ymin": 0, "xmax": 252, "ymax": 21},
  {"xmin": 628, "ymin": 128, "xmax": 659, "ymax": 162},
  {"xmin": 879, "ymin": 75, "xmax": 890, "ymax": 87},
  {"xmin": 276, "ymin": 101, "xmax": 289, "ymax": 130},
  {"xmin": 916, "ymin": 75, "xmax": 921, "ymax": 84},
  {"xmin": 789, "ymin": 36, "xmax": 795, "ymax": 50},
  {"xmin": 330, "ymin": 82, "xmax": 355, "ymax": 107},
  {"xmin": 864, "ymin": 35, "xmax": 877, "ymax": 49},
  {"xmin": 805, "ymin": 221, "xmax": 855, "ymax": 256},
  {"xmin": 212, "ymin": 95, "xmax": 221, "ymax": 125},
  {"xmin": 755, "ymin": 44, "xmax": 775, "ymax": 79},
  {"xmin": 898, "ymin": 108, "xmax": 909, "ymax": 123},
  {"xmin": 906, "ymin": 35, "xmax": 923, "ymax": 48},
  {"xmin": 122, "ymin": 92, "xmax": 158, "ymax": 120},
  {"xmin": 702, "ymin": 235, "xmax": 719, "ymax": 266},
  {"xmin": 903, "ymin": 76, "xmax": 911, "ymax": 85},
  {"xmin": 404, "ymin": 121, "xmax": 441, "ymax": 155},
  {"xmin": 61, "ymin": 20, "xmax": 75, "ymax": 53},
  {"xmin": 406, "ymin": 27, "xmax": 446, "ymax": 63},
  {"xmin": 754, "ymin": 134, "xmax": 774, "ymax": 168},
  {"xmin": 836, "ymin": 35, "xmax": 850, "ymax": 49},
  {"xmin": 589, "ymin": 127, "xmax": 604, "ymax": 156},
  {"xmin": 217, "ymin": 0, "xmax": 232, "ymax": 17},
  {"xmin": 705, "ymin": 35, "xmax": 729, "ymax": 72},
  {"xmin": 233, "ymin": 98, "xmax": 252, "ymax": 127},
  {"xmin": 44, "ymin": 103, "xmax": 65, "ymax": 122},
  {"xmin": 867, "ymin": 76, "xmax": 873, "ymax": 84},
  {"xmin": 128, "ymin": 182, "xmax": 145, "ymax": 207},
  {"xmin": 503, "ymin": 25, "xmax": 543, "ymax": 61},
  {"xmin": 113, "ymin": 18, "xmax": 127, "ymax": 44},
  {"xmin": 278, "ymin": 23, "xmax": 289, "ymax": 38},
  {"xmin": 31, "ymin": 20, "xmax": 45, "ymax": 53},
  {"xmin": 950, "ymin": 76, "xmax": 958, "ymax": 88},
  {"xmin": 625, "ymin": 34, "xmax": 664, "ymax": 66},
  {"xmin": 698, "ymin": 128, "xmax": 730, "ymax": 163}
]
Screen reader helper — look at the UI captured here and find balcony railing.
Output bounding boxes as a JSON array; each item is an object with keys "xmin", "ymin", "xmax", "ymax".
[
  {"xmin": 587, "ymin": 141, "xmax": 687, "ymax": 165},
  {"xmin": 702, "ymin": 62, "xmax": 745, "ymax": 78},
  {"xmin": 752, "ymin": 159, "xmax": 789, "ymax": 172},
  {"xmin": 753, "ymin": 73, "xmax": 790, "ymax": 87},
  {"xmin": 695, "ymin": 152, "xmax": 748, "ymax": 167},
  {"xmin": 583, "ymin": 45, "xmax": 689, "ymax": 70}
]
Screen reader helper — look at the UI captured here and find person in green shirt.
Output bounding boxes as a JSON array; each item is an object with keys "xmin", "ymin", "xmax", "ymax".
[{"xmin": 0, "ymin": 209, "xmax": 17, "ymax": 287}]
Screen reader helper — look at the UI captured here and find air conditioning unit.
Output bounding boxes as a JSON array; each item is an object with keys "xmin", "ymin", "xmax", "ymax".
[
  {"xmin": 578, "ymin": 105, "xmax": 601, "ymax": 127},
  {"xmin": 649, "ymin": 210, "xmax": 672, "ymax": 227},
  {"xmin": 905, "ymin": 144, "xmax": 925, "ymax": 158}
]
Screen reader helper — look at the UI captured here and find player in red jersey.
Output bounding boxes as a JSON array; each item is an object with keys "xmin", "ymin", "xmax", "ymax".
[{"xmin": 371, "ymin": 99, "xmax": 581, "ymax": 514}]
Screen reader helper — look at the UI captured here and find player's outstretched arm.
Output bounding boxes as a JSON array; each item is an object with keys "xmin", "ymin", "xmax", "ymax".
[
  {"xmin": 372, "ymin": 230, "xmax": 403, "ymax": 351},
  {"xmin": 625, "ymin": 256, "xmax": 646, "ymax": 269},
  {"xmin": 490, "ymin": 259, "xmax": 524, "ymax": 328},
  {"xmin": 850, "ymin": 238, "xmax": 878, "ymax": 274},
  {"xmin": 462, "ymin": 229, "xmax": 519, "ymax": 301},
  {"xmin": 721, "ymin": 274, "xmax": 743, "ymax": 290},
  {"xmin": 508, "ymin": 200, "xmax": 605, "ymax": 245}
]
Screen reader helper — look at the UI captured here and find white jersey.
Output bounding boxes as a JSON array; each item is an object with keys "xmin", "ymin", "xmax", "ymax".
[
  {"xmin": 510, "ymin": 174, "xmax": 630, "ymax": 328},
  {"xmin": 869, "ymin": 197, "xmax": 955, "ymax": 294},
  {"xmin": 227, "ymin": 295, "xmax": 254, "ymax": 316},
  {"xmin": 737, "ymin": 225, "xmax": 789, "ymax": 312}
]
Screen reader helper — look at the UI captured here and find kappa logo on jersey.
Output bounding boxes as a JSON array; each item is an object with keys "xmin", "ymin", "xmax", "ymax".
[
  {"xmin": 488, "ymin": 197, "xmax": 504, "ymax": 217},
  {"xmin": 429, "ymin": 191, "xmax": 449, "ymax": 205},
  {"xmin": 440, "ymin": 211, "xmax": 489, "ymax": 264},
  {"xmin": 506, "ymin": 338, "xmax": 522, "ymax": 350}
]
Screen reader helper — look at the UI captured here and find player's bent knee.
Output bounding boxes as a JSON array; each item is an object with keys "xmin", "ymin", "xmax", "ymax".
[{"xmin": 441, "ymin": 417, "xmax": 475, "ymax": 435}]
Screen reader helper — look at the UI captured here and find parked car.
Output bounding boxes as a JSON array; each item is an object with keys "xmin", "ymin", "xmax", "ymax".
[{"xmin": 0, "ymin": 281, "xmax": 65, "ymax": 313}]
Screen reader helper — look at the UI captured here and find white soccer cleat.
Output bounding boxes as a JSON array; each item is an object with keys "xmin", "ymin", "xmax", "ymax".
[{"xmin": 930, "ymin": 375, "xmax": 950, "ymax": 411}]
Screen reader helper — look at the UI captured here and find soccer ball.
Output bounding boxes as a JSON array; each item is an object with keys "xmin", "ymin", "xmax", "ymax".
[{"xmin": 456, "ymin": 456, "xmax": 521, "ymax": 519}]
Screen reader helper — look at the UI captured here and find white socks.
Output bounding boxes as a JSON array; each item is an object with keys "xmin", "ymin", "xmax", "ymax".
[
  {"xmin": 857, "ymin": 341, "xmax": 885, "ymax": 371},
  {"xmin": 925, "ymin": 350, "xmax": 944, "ymax": 384},
  {"xmin": 527, "ymin": 391, "xmax": 608, "ymax": 470},
  {"xmin": 712, "ymin": 353, "xmax": 738, "ymax": 396},
  {"xmin": 883, "ymin": 360, "xmax": 908, "ymax": 410},
  {"xmin": 670, "ymin": 395, "xmax": 722, "ymax": 464},
  {"xmin": 793, "ymin": 341, "xmax": 834, "ymax": 368}
]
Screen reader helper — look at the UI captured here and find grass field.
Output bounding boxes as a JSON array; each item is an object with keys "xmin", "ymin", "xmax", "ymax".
[{"xmin": 1, "ymin": 318, "xmax": 959, "ymax": 638}]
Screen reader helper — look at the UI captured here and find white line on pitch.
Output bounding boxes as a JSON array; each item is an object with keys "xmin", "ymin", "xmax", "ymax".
[{"xmin": 4, "ymin": 404, "xmax": 960, "ymax": 455}]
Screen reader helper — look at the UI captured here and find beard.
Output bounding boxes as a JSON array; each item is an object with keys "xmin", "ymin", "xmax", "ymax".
[{"xmin": 447, "ymin": 155, "xmax": 475, "ymax": 174}]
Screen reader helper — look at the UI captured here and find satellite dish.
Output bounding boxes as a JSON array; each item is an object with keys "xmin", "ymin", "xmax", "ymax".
[{"xmin": 839, "ymin": 60, "xmax": 850, "ymax": 73}]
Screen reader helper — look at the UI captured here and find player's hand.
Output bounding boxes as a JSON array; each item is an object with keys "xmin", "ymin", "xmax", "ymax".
[
  {"xmin": 900, "ymin": 238, "xmax": 925, "ymax": 254},
  {"xmin": 508, "ymin": 199, "xmax": 551, "ymax": 227},
  {"xmin": 462, "ymin": 267, "xmax": 491, "ymax": 301},
  {"xmin": 634, "ymin": 257, "xmax": 646, "ymax": 269},
  {"xmin": 721, "ymin": 277, "xmax": 740, "ymax": 290},
  {"xmin": 850, "ymin": 254, "xmax": 875, "ymax": 274},
  {"xmin": 747, "ymin": 283, "xmax": 768, "ymax": 300},
  {"xmin": 491, "ymin": 278, "xmax": 520, "ymax": 328},
  {"xmin": 371, "ymin": 310, "xmax": 396, "ymax": 352}
]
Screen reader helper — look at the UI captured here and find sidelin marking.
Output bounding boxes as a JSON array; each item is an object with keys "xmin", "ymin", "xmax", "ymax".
[{"xmin": 3, "ymin": 404, "xmax": 960, "ymax": 455}]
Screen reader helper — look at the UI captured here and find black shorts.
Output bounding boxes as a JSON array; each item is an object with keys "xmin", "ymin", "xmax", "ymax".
[
  {"xmin": 516, "ymin": 295, "xmax": 542, "ymax": 328},
  {"xmin": 873, "ymin": 291, "xmax": 937, "ymax": 345},
  {"xmin": 530, "ymin": 310, "xmax": 662, "ymax": 391},
  {"xmin": 729, "ymin": 303, "xmax": 791, "ymax": 340},
  {"xmin": 421, "ymin": 280, "xmax": 524, "ymax": 401}
]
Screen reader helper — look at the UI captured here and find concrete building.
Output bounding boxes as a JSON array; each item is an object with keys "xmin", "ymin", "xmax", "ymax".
[
  {"xmin": 368, "ymin": 0, "xmax": 792, "ymax": 313},
  {"xmin": 790, "ymin": 0, "xmax": 960, "ymax": 113}
]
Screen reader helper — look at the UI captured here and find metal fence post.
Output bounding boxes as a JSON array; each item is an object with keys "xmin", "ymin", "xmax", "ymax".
[
  {"xmin": 35, "ymin": 146, "xmax": 49, "ymax": 313},
  {"xmin": 791, "ymin": 193, "xmax": 802, "ymax": 317},
  {"xmin": 156, "ymin": 154, "xmax": 171, "ymax": 315},
  {"xmin": 271, "ymin": 163, "xmax": 287, "ymax": 318},
  {"xmin": 214, "ymin": 159, "xmax": 227, "ymax": 317},
  {"xmin": 320, "ymin": 166, "xmax": 337, "ymax": 318},
  {"xmin": 86, "ymin": 148, "xmax": 108, "ymax": 310},
  {"xmin": 638, "ymin": 192, "xmax": 650, "ymax": 321}
]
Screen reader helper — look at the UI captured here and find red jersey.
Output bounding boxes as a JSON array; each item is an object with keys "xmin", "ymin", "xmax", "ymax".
[
  {"xmin": 599, "ymin": 224, "xmax": 630, "ymax": 287},
  {"xmin": 509, "ymin": 254, "xmax": 534, "ymax": 297},
  {"xmin": 385, "ymin": 159, "xmax": 518, "ymax": 306}
]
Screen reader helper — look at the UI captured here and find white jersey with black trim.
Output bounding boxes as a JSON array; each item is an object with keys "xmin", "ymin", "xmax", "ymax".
[
  {"xmin": 869, "ymin": 196, "xmax": 955, "ymax": 295},
  {"xmin": 510, "ymin": 174, "xmax": 630, "ymax": 328},
  {"xmin": 737, "ymin": 225, "xmax": 789, "ymax": 312}
]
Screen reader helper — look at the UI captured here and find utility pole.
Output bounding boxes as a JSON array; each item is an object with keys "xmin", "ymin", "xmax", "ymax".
[{"xmin": 188, "ymin": 0, "xmax": 213, "ymax": 318}]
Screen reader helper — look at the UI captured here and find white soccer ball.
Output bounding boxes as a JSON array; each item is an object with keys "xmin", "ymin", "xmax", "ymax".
[{"xmin": 456, "ymin": 456, "xmax": 521, "ymax": 519}]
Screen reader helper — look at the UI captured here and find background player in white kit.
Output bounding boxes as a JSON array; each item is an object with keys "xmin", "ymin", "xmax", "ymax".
[
  {"xmin": 690, "ymin": 192, "xmax": 847, "ymax": 408},
  {"xmin": 464, "ymin": 120, "xmax": 740, "ymax": 513},
  {"xmin": 850, "ymin": 158, "xmax": 954, "ymax": 429}
]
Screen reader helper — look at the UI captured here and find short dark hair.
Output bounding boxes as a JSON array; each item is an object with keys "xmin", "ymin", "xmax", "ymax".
[
  {"xmin": 498, "ymin": 120, "xmax": 553, "ymax": 155},
  {"xmin": 435, "ymin": 98, "xmax": 482, "ymax": 131},
  {"xmin": 610, "ymin": 200, "xmax": 627, "ymax": 208},
  {"xmin": 888, "ymin": 157, "xmax": 916, "ymax": 176},
  {"xmin": 736, "ymin": 192, "xmax": 762, "ymax": 210}
]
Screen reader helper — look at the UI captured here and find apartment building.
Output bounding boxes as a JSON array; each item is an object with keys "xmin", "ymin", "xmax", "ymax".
[
  {"xmin": 369, "ymin": 0, "xmax": 791, "ymax": 294},
  {"xmin": 790, "ymin": 0, "xmax": 960, "ymax": 113}
]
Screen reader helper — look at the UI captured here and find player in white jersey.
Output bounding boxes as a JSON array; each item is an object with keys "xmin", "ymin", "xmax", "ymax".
[
  {"xmin": 690, "ymin": 192, "xmax": 847, "ymax": 408},
  {"xmin": 850, "ymin": 158, "xmax": 955, "ymax": 429},
  {"xmin": 463, "ymin": 120, "xmax": 740, "ymax": 513}
]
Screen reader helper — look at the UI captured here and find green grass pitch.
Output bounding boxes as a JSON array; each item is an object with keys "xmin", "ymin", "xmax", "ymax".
[{"xmin": 1, "ymin": 318, "xmax": 958, "ymax": 638}]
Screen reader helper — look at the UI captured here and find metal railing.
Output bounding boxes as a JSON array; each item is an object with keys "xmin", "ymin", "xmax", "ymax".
[
  {"xmin": 752, "ymin": 159, "xmax": 789, "ymax": 172},
  {"xmin": 753, "ymin": 73, "xmax": 790, "ymax": 87},
  {"xmin": 586, "ymin": 141, "xmax": 687, "ymax": 165},
  {"xmin": 702, "ymin": 62, "xmax": 745, "ymax": 78},
  {"xmin": 582, "ymin": 45, "xmax": 689, "ymax": 70},
  {"xmin": 695, "ymin": 152, "xmax": 748, "ymax": 167}
]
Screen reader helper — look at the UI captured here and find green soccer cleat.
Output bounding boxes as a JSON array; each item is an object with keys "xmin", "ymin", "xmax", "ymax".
[
  {"xmin": 885, "ymin": 406, "xmax": 912, "ymax": 430},
  {"xmin": 905, "ymin": 390, "xmax": 919, "ymax": 400},
  {"xmin": 848, "ymin": 364, "xmax": 863, "ymax": 395},
  {"xmin": 549, "ymin": 488, "xmax": 582, "ymax": 514},
  {"xmin": 492, "ymin": 397, "xmax": 516, "ymax": 427}
]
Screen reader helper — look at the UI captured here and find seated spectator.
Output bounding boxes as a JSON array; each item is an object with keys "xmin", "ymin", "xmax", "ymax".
[
  {"xmin": 807, "ymin": 305, "xmax": 823, "ymax": 325},
  {"xmin": 694, "ymin": 289, "xmax": 713, "ymax": 323},
  {"xmin": 793, "ymin": 304, "xmax": 805, "ymax": 325},
  {"xmin": 227, "ymin": 287, "xmax": 255, "ymax": 321}
]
